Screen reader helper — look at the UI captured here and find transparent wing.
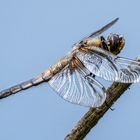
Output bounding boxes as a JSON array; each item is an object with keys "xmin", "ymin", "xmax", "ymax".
[
  {"xmin": 89, "ymin": 18, "xmax": 119, "ymax": 38},
  {"xmin": 77, "ymin": 47, "xmax": 140, "ymax": 83},
  {"xmin": 78, "ymin": 18, "xmax": 119, "ymax": 44},
  {"xmin": 48, "ymin": 62, "xmax": 106, "ymax": 107}
]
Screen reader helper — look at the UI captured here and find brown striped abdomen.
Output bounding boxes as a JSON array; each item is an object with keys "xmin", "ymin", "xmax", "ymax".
[{"xmin": 0, "ymin": 57, "xmax": 69, "ymax": 100}]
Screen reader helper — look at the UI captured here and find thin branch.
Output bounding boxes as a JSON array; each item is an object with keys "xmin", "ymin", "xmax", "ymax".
[{"xmin": 65, "ymin": 56, "xmax": 140, "ymax": 140}]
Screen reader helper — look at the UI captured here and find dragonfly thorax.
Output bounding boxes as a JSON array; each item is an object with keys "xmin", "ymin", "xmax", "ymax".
[
  {"xmin": 79, "ymin": 34, "xmax": 125, "ymax": 55},
  {"xmin": 80, "ymin": 37, "xmax": 102, "ymax": 48}
]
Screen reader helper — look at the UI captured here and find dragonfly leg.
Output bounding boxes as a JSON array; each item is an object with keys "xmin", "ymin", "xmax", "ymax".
[
  {"xmin": 100, "ymin": 36, "xmax": 109, "ymax": 51},
  {"xmin": 105, "ymin": 100, "xmax": 115, "ymax": 111}
]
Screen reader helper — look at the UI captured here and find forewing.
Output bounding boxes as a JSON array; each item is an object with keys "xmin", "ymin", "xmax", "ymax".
[
  {"xmin": 89, "ymin": 18, "xmax": 119, "ymax": 38},
  {"xmin": 77, "ymin": 47, "xmax": 140, "ymax": 83},
  {"xmin": 78, "ymin": 18, "xmax": 119, "ymax": 44},
  {"xmin": 48, "ymin": 63, "xmax": 106, "ymax": 107}
]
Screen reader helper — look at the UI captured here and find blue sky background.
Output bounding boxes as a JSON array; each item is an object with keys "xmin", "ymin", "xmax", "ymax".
[{"xmin": 0, "ymin": 0, "xmax": 140, "ymax": 140}]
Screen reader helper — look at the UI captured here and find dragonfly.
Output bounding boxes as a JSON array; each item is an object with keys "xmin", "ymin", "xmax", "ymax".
[{"xmin": 0, "ymin": 18, "xmax": 140, "ymax": 108}]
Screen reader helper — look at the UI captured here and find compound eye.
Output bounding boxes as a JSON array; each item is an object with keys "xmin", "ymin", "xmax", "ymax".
[
  {"xmin": 119, "ymin": 35, "xmax": 123, "ymax": 40},
  {"xmin": 118, "ymin": 35, "xmax": 124, "ymax": 43},
  {"xmin": 107, "ymin": 34, "xmax": 119, "ymax": 46},
  {"xmin": 107, "ymin": 33, "xmax": 125, "ymax": 55}
]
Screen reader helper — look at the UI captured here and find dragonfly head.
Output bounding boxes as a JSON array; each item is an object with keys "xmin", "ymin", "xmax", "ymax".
[{"xmin": 107, "ymin": 33, "xmax": 125, "ymax": 55}]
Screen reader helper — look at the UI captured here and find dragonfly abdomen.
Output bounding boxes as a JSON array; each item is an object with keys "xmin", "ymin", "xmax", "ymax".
[
  {"xmin": 0, "ymin": 74, "xmax": 45, "ymax": 99},
  {"xmin": 0, "ymin": 57, "xmax": 69, "ymax": 100},
  {"xmin": 42, "ymin": 57, "xmax": 70, "ymax": 80}
]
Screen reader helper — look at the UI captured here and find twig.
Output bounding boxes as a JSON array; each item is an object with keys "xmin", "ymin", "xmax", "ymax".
[{"xmin": 64, "ymin": 55, "xmax": 140, "ymax": 140}]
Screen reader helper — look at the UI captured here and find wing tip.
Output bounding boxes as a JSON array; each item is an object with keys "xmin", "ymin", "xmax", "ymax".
[
  {"xmin": 115, "ymin": 17, "xmax": 119, "ymax": 21},
  {"xmin": 112, "ymin": 17, "xmax": 119, "ymax": 24}
]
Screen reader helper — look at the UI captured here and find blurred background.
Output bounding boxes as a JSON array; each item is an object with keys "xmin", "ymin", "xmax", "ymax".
[{"xmin": 0, "ymin": 0, "xmax": 140, "ymax": 140}]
